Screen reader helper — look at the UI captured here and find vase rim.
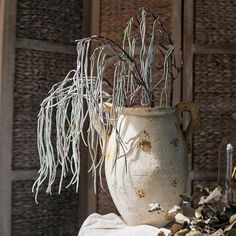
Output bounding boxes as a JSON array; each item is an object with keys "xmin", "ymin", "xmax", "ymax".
[
  {"xmin": 121, "ymin": 106, "xmax": 176, "ymax": 116},
  {"xmin": 104, "ymin": 103, "xmax": 176, "ymax": 117}
]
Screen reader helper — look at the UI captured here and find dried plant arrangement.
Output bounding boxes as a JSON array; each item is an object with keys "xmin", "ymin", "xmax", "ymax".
[
  {"xmin": 168, "ymin": 186, "xmax": 236, "ymax": 236},
  {"xmin": 32, "ymin": 8, "xmax": 180, "ymax": 200}
]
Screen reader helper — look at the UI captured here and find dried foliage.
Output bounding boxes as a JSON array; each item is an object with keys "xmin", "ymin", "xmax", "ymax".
[
  {"xmin": 33, "ymin": 8, "xmax": 180, "ymax": 200},
  {"xmin": 169, "ymin": 186, "xmax": 236, "ymax": 236}
]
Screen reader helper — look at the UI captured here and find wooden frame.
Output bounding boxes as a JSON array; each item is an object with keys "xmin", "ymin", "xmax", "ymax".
[
  {"xmin": 183, "ymin": 0, "xmax": 194, "ymax": 103},
  {"xmin": 172, "ymin": 0, "xmax": 183, "ymax": 105},
  {"xmin": 182, "ymin": 0, "xmax": 194, "ymax": 194},
  {"xmin": 81, "ymin": 0, "xmax": 101, "ymax": 218},
  {"xmin": 91, "ymin": 0, "xmax": 100, "ymax": 36},
  {"xmin": 0, "ymin": 0, "xmax": 17, "ymax": 235},
  {"xmin": 77, "ymin": 0, "xmax": 100, "ymax": 226},
  {"xmin": 16, "ymin": 39, "xmax": 76, "ymax": 55}
]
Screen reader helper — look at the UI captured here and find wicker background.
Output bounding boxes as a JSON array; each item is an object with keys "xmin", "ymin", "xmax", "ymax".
[
  {"xmin": 97, "ymin": 0, "xmax": 173, "ymax": 214},
  {"xmin": 100, "ymin": 0, "xmax": 172, "ymax": 44},
  {"xmin": 16, "ymin": 0, "xmax": 83, "ymax": 44},
  {"xmin": 193, "ymin": 54, "xmax": 236, "ymax": 171},
  {"xmin": 13, "ymin": 49, "xmax": 76, "ymax": 170},
  {"xmin": 194, "ymin": 0, "xmax": 236, "ymax": 45},
  {"xmin": 12, "ymin": 179, "xmax": 80, "ymax": 236}
]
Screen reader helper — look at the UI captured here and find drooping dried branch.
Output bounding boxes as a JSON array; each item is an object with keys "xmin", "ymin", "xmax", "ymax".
[{"xmin": 33, "ymin": 8, "xmax": 180, "ymax": 200}]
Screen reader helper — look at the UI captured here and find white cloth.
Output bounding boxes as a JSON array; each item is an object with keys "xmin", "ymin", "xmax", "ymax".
[{"xmin": 78, "ymin": 213, "xmax": 171, "ymax": 236}]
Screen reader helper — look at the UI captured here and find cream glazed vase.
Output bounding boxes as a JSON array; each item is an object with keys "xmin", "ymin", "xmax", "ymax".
[{"xmin": 95, "ymin": 102, "xmax": 199, "ymax": 227}]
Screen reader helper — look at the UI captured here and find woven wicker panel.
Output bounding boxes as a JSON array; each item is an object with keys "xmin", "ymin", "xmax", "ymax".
[
  {"xmin": 13, "ymin": 49, "xmax": 76, "ymax": 170},
  {"xmin": 192, "ymin": 180, "xmax": 218, "ymax": 191},
  {"xmin": 193, "ymin": 54, "xmax": 236, "ymax": 172},
  {"xmin": 12, "ymin": 179, "xmax": 80, "ymax": 236},
  {"xmin": 100, "ymin": 0, "xmax": 172, "ymax": 44},
  {"xmin": 194, "ymin": 0, "xmax": 236, "ymax": 45},
  {"xmin": 16, "ymin": 0, "xmax": 83, "ymax": 44}
]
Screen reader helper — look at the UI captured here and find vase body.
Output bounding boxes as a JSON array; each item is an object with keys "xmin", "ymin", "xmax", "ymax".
[{"xmin": 104, "ymin": 107, "xmax": 190, "ymax": 227}]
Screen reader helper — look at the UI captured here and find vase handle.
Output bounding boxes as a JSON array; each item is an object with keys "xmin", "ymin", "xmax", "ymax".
[{"xmin": 175, "ymin": 102, "xmax": 200, "ymax": 142}]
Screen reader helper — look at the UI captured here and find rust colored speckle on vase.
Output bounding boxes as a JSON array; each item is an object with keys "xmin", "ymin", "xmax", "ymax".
[
  {"xmin": 139, "ymin": 139, "xmax": 151, "ymax": 153},
  {"xmin": 170, "ymin": 178, "xmax": 178, "ymax": 187},
  {"xmin": 135, "ymin": 188, "xmax": 145, "ymax": 198}
]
